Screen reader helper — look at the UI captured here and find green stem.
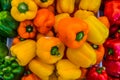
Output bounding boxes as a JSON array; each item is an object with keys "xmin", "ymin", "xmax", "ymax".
[
  {"xmin": 76, "ymin": 31, "xmax": 84, "ymax": 41},
  {"xmin": 41, "ymin": 0, "xmax": 48, "ymax": 2},
  {"xmin": 26, "ymin": 25, "xmax": 33, "ymax": 33},
  {"xmin": 108, "ymin": 48, "xmax": 114, "ymax": 55},
  {"xmin": 51, "ymin": 46, "xmax": 60, "ymax": 56},
  {"xmin": 96, "ymin": 67, "xmax": 104, "ymax": 74},
  {"xmin": 17, "ymin": 2, "xmax": 28, "ymax": 13},
  {"xmin": 92, "ymin": 44, "xmax": 99, "ymax": 49},
  {"xmin": 118, "ymin": 29, "xmax": 120, "ymax": 33}
]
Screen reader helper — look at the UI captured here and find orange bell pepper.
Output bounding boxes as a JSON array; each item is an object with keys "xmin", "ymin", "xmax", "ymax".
[
  {"xmin": 33, "ymin": 9, "xmax": 55, "ymax": 34},
  {"xmin": 17, "ymin": 20, "xmax": 36, "ymax": 39},
  {"xmin": 57, "ymin": 17, "xmax": 89, "ymax": 48}
]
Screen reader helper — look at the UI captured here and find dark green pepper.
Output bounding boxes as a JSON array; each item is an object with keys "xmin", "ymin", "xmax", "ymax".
[
  {"xmin": 0, "ymin": 0, "xmax": 12, "ymax": 11},
  {"xmin": 0, "ymin": 41, "xmax": 8, "ymax": 59},
  {"xmin": 0, "ymin": 11, "xmax": 19, "ymax": 38},
  {"xmin": 0, "ymin": 56, "xmax": 24, "ymax": 80}
]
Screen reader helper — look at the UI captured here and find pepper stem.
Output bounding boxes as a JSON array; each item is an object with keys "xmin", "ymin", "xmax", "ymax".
[
  {"xmin": 108, "ymin": 48, "xmax": 114, "ymax": 55},
  {"xmin": 18, "ymin": 2, "xmax": 28, "ymax": 13},
  {"xmin": 51, "ymin": 46, "xmax": 60, "ymax": 56},
  {"xmin": 26, "ymin": 25, "xmax": 33, "ymax": 33},
  {"xmin": 92, "ymin": 44, "xmax": 99, "ymax": 49},
  {"xmin": 96, "ymin": 67, "xmax": 104, "ymax": 74},
  {"xmin": 118, "ymin": 29, "xmax": 120, "ymax": 33},
  {"xmin": 76, "ymin": 31, "xmax": 84, "ymax": 41},
  {"xmin": 41, "ymin": 0, "xmax": 48, "ymax": 2}
]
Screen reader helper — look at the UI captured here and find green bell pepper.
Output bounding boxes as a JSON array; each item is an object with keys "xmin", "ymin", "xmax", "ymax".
[
  {"xmin": 0, "ymin": 41, "xmax": 8, "ymax": 59},
  {"xmin": 0, "ymin": 11, "xmax": 19, "ymax": 38},
  {"xmin": 0, "ymin": 0, "xmax": 12, "ymax": 11},
  {"xmin": 0, "ymin": 56, "xmax": 24, "ymax": 80}
]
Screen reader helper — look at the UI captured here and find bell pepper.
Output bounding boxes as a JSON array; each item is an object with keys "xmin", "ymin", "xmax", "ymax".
[
  {"xmin": 33, "ymin": 9, "xmax": 55, "ymax": 34},
  {"xmin": 0, "ymin": 0, "xmax": 12, "ymax": 11},
  {"xmin": 109, "ymin": 25, "xmax": 119, "ymax": 36},
  {"xmin": 28, "ymin": 58, "xmax": 55, "ymax": 80},
  {"xmin": 21, "ymin": 71, "xmax": 41, "ymax": 80},
  {"xmin": 17, "ymin": 20, "xmax": 36, "ymax": 39},
  {"xmin": 104, "ymin": 39, "xmax": 120, "ymax": 61},
  {"xmin": 0, "ymin": 11, "xmax": 19, "ymax": 38},
  {"xmin": 104, "ymin": 0, "xmax": 120, "ymax": 25},
  {"xmin": 79, "ymin": 0, "xmax": 102, "ymax": 13},
  {"xmin": 57, "ymin": 17, "xmax": 89, "ymax": 48},
  {"xmin": 36, "ymin": 37, "xmax": 65, "ymax": 64},
  {"xmin": 10, "ymin": 40, "xmax": 36, "ymax": 66},
  {"xmin": 86, "ymin": 66, "xmax": 108, "ymax": 80},
  {"xmin": 34, "ymin": 0, "xmax": 54, "ymax": 8},
  {"xmin": 108, "ymin": 76, "xmax": 120, "ymax": 80},
  {"xmin": 54, "ymin": 13, "xmax": 70, "ymax": 33},
  {"xmin": 56, "ymin": 59, "xmax": 81, "ymax": 80},
  {"xmin": 12, "ymin": 36, "xmax": 26, "ymax": 45},
  {"xmin": 91, "ymin": 44, "xmax": 105, "ymax": 65},
  {"xmin": 103, "ymin": 60, "xmax": 120, "ymax": 77},
  {"xmin": 0, "ymin": 41, "xmax": 8, "ymax": 58},
  {"xmin": 11, "ymin": 0, "xmax": 38, "ymax": 21},
  {"xmin": 74, "ymin": 9, "xmax": 94, "ymax": 20},
  {"xmin": 0, "ymin": 56, "xmax": 24, "ymax": 80},
  {"xmin": 56, "ymin": 0, "xmax": 75, "ymax": 14},
  {"xmin": 84, "ymin": 15, "xmax": 109, "ymax": 45},
  {"xmin": 66, "ymin": 42, "xmax": 96, "ymax": 68}
]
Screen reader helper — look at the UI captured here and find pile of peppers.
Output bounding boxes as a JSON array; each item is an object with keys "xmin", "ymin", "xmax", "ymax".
[{"xmin": 102, "ymin": 0, "xmax": 120, "ymax": 79}]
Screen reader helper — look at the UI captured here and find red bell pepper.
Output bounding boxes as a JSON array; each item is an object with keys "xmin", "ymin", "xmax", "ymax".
[
  {"xmin": 103, "ymin": 60, "xmax": 120, "ymax": 77},
  {"xmin": 108, "ymin": 76, "xmax": 120, "ymax": 80},
  {"xmin": 86, "ymin": 66, "xmax": 108, "ymax": 80},
  {"xmin": 115, "ymin": 28, "xmax": 120, "ymax": 39},
  {"xmin": 109, "ymin": 25, "xmax": 119, "ymax": 36},
  {"xmin": 104, "ymin": 39, "xmax": 120, "ymax": 61},
  {"xmin": 104, "ymin": 1, "xmax": 120, "ymax": 25}
]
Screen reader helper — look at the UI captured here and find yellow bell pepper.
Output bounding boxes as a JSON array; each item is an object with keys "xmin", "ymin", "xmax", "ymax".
[
  {"xmin": 54, "ymin": 13, "xmax": 70, "ymax": 32},
  {"xmin": 84, "ymin": 16, "xmax": 109, "ymax": 45},
  {"xmin": 10, "ymin": 40, "xmax": 36, "ymax": 66},
  {"xmin": 79, "ymin": 0, "xmax": 101, "ymax": 13},
  {"xmin": 34, "ymin": 0, "xmax": 54, "ymax": 8},
  {"xmin": 28, "ymin": 58, "xmax": 55, "ymax": 80},
  {"xmin": 56, "ymin": 59, "xmax": 81, "ymax": 80},
  {"xmin": 11, "ymin": 0, "xmax": 38, "ymax": 21},
  {"xmin": 66, "ymin": 42, "xmax": 96, "ymax": 68},
  {"xmin": 56, "ymin": 0, "xmax": 75, "ymax": 13},
  {"xmin": 74, "ymin": 10, "xmax": 94, "ymax": 20},
  {"xmin": 36, "ymin": 37, "xmax": 65, "ymax": 64}
]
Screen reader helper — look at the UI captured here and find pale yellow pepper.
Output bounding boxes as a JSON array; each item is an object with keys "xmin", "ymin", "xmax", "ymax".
[
  {"xmin": 56, "ymin": 59, "xmax": 81, "ymax": 80},
  {"xmin": 67, "ymin": 42, "xmax": 96, "ymax": 68},
  {"xmin": 10, "ymin": 40, "xmax": 36, "ymax": 66},
  {"xmin": 56, "ymin": 0, "xmax": 75, "ymax": 13},
  {"xmin": 28, "ymin": 58, "xmax": 55, "ymax": 80}
]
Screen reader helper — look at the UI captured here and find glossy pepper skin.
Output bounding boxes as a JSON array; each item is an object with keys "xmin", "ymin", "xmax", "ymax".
[
  {"xmin": 103, "ymin": 60, "xmax": 120, "ymax": 77},
  {"xmin": 0, "ymin": 0, "xmax": 12, "ymax": 11},
  {"xmin": 104, "ymin": 1, "xmax": 120, "ymax": 25},
  {"xmin": 85, "ymin": 16, "xmax": 109, "ymax": 45},
  {"xmin": 56, "ymin": 0, "xmax": 75, "ymax": 14},
  {"xmin": 56, "ymin": 59, "xmax": 81, "ymax": 80},
  {"xmin": 36, "ymin": 37, "xmax": 65, "ymax": 64},
  {"xmin": 0, "ymin": 56, "xmax": 24, "ymax": 80},
  {"xmin": 57, "ymin": 17, "xmax": 89, "ymax": 48},
  {"xmin": 28, "ymin": 58, "xmax": 55, "ymax": 80},
  {"xmin": 11, "ymin": 0, "xmax": 38, "ymax": 21},
  {"xmin": 34, "ymin": 0, "xmax": 54, "ymax": 8},
  {"xmin": 79, "ymin": 0, "xmax": 102, "ymax": 13},
  {"xmin": 66, "ymin": 42, "xmax": 96, "ymax": 68},
  {"xmin": 104, "ymin": 39, "xmax": 120, "ymax": 61},
  {"xmin": 86, "ymin": 66, "xmax": 108, "ymax": 80},
  {"xmin": 33, "ymin": 9, "xmax": 55, "ymax": 34},
  {"xmin": 0, "ymin": 11, "xmax": 19, "ymax": 38},
  {"xmin": 10, "ymin": 40, "xmax": 36, "ymax": 66}
]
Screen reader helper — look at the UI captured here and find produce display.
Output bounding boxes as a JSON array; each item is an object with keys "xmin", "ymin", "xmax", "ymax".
[{"xmin": 0, "ymin": 0, "xmax": 120, "ymax": 80}]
